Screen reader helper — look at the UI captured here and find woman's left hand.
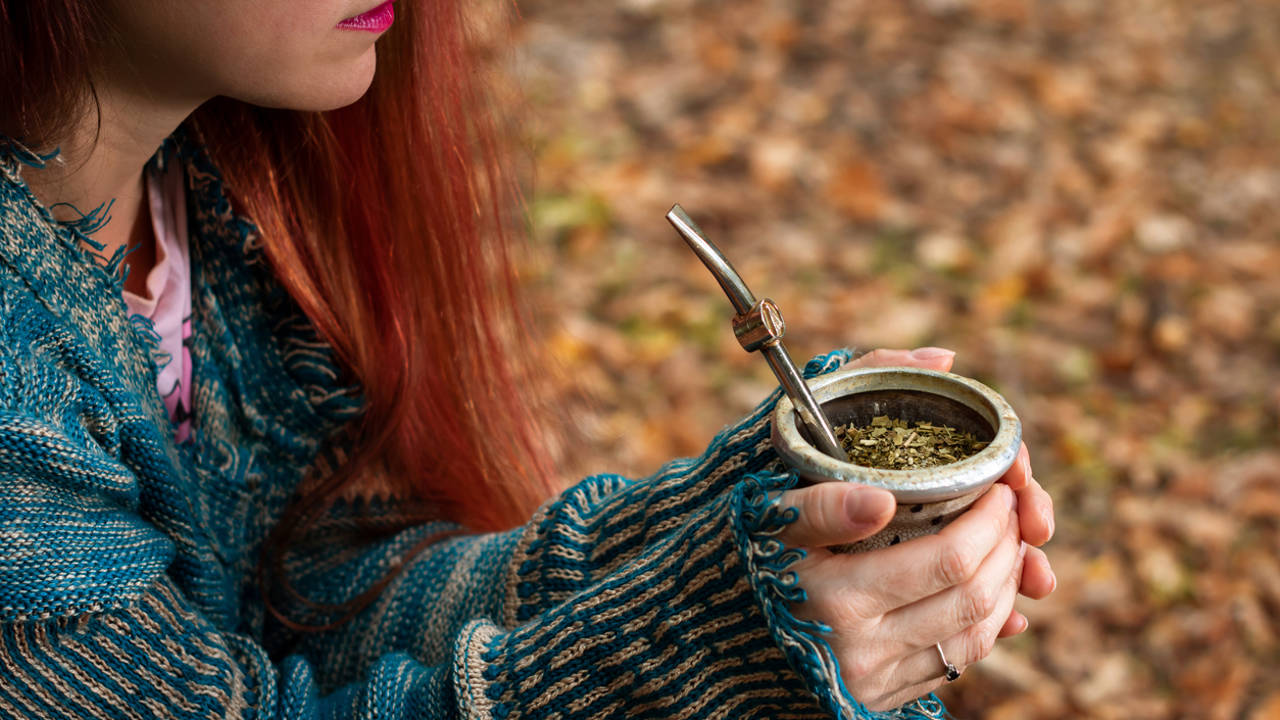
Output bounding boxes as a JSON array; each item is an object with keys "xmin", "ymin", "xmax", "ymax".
[{"xmin": 842, "ymin": 347, "xmax": 1057, "ymax": 629}]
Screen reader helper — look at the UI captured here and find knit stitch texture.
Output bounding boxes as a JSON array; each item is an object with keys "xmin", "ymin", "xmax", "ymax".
[{"xmin": 0, "ymin": 130, "xmax": 946, "ymax": 720}]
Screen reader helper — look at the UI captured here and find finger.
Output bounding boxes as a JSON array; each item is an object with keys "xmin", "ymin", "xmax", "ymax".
[
  {"xmin": 997, "ymin": 444, "xmax": 1055, "ymax": 545},
  {"xmin": 848, "ymin": 347, "xmax": 956, "ymax": 373},
  {"xmin": 855, "ymin": 557, "xmax": 1024, "ymax": 713},
  {"xmin": 813, "ymin": 483, "xmax": 1017, "ymax": 617},
  {"xmin": 1017, "ymin": 545, "xmax": 1055, "ymax": 599},
  {"xmin": 997, "ymin": 443, "xmax": 1031, "ymax": 491},
  {"xmin": 857, "ymin": 624, "xmax": 986, "ymax": 712},
  {"xmin": 876, "ymin": 509, "xmax": 1022, "ymax": 651},
  {"xmin": 1016, "ymin": 475, "xmax": 1054, "ymax": 546},
  {"xmin": 862, "ymin": 677, "xmax": 948, "ymax": 714},
  {"xmin": 878, "ymin": 541, "xmax": 1022, "ymax": 696},
  {"xmin": 774, "ymin": 482, "xmax": 896, "ymax": 548},
  {"xmin": 997, "ymin": 610, "xmax": 1028, "ymax": 638}
]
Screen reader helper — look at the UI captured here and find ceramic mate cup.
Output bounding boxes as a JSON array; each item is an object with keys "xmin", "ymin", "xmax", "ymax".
[{"xmin": 771, "ymin": 366, "xmax": 1022, "ymax": 553}]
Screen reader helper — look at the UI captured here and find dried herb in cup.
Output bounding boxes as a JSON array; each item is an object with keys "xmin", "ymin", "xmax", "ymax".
[{"xmin": 835, "ymin": 415, "xmax": 989, "ymax": 470}]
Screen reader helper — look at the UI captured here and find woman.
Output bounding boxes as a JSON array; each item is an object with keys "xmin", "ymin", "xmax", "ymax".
[{"xmin": 0, "ymin": 1, "xmax": 1055, "ymax": 718}]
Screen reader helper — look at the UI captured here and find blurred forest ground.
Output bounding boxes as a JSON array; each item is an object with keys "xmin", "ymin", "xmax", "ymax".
[{"xmin": 508, "ymin": 0, "xmax": 1280, "ymax": 718}]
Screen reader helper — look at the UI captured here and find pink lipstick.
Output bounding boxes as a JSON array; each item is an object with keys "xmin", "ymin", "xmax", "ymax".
[{"xmin": 337, "ymin": 1, "xmax": 394, "ymax": 32}]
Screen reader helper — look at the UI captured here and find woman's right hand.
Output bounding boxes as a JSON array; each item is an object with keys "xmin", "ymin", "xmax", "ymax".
[{"xmin": 776, "ymin": 481, "xmax": 1040, "ymax": 712}]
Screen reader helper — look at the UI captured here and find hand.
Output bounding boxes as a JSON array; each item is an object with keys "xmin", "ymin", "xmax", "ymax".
[
  {"xmin": 842, "ymin": 348, "xmax": 1056, "ymax": 618},
  {"xmin": 779, "ymin": 482, "xmax": 1021, "ymax": 710},
  {"xmin": 772, "ymin": 347, "xmax": 1057, "ymax": 710}
]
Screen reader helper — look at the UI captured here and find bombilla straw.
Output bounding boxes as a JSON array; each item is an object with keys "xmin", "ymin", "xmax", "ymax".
[{"xmin": 665, "ymin": 204, "xmax": 846, "ymax": 461}]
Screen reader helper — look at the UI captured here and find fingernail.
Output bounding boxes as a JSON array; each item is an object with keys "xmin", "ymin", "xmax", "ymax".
[
  {"xmin": 1016, "ymin": 615, "xmax": 1029, "ymax": 634},
  {"xmin": 1041, "ymin": 506, "xmax": 1055, "ymax": 540},
  {"xmin": 1004, "ymin": 484, "xmax": 1017, "ymax": 511},
  {"xmin": 845, "ymin": 489, "xmax": 894, "ymax": 528},
  {"xmin": 910, "ymin": 347, "xmax": 955, "ymax": 360}
]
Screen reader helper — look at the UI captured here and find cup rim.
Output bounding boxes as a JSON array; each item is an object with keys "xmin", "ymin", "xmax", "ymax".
[{"xmin": 771, "ymin": 366, "xmax": 1023, "ymax": 503}]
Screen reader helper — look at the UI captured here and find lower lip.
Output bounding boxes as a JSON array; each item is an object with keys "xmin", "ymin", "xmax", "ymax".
[{"xmin": 336, "ymin": 1, "xmax": 394, "ymax": 32}]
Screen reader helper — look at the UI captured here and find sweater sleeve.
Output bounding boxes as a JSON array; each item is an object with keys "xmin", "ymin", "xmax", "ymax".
[
  {"xmin": 268, "ymin": 469, "xmax": 841, "ymax": 719},
  {"xmin": 274, "ymin": 350, "xmax": 946, "ymax": 720},
  {"xmin": 276, "ymin": 472, "xmax": 832, "ymax": 719},
  {"xmin": 0, "ymin": 341, "xmax": 944, "ymax": 719}
]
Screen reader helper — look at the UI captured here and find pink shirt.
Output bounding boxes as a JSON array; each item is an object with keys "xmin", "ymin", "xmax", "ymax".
[{"xmin": 122, "ymin": 160, "xmax": 193, "ymax": 443}]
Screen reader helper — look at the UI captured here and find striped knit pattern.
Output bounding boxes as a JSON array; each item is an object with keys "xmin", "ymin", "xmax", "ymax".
[{"xmin": 0, "ymin": 131, "xmax": 946, "ymax": 719}]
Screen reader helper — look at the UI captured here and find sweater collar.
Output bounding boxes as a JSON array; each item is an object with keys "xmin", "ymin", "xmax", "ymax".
[{"xmin": 0, "ymin": 126, "xmax": 363, "ymax": 454}]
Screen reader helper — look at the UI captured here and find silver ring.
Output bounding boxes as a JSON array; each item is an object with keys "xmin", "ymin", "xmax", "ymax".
[{"xmin": 935, "ymin": 642, "xmax": 961, "ymax": 682}]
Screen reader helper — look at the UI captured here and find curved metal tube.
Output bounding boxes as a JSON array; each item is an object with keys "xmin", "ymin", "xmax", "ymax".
[{"xmin": 665, "ymin": 204, "xmax": 845, "ymax": 461}]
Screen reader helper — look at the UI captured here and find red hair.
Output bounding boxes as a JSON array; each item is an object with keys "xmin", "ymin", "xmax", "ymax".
[{"xmin": 2, "ymin": 1, "xmax": 562, "ymax": 625}]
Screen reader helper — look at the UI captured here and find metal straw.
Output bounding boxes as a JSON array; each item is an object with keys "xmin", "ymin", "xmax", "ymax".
[{"xmin": 665, "ymin": 204, "xmax": 845, "ymax": 460}]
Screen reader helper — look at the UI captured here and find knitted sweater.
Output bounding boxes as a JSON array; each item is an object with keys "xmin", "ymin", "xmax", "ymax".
[{"xmin": 0, "ymin": 131, "xmax": 944, "ymax": 720}]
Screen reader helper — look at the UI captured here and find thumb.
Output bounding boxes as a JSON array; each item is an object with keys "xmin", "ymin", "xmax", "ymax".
[{"xmin": 775, "ymin": 482, "xmax": 897, "ymax": 548}]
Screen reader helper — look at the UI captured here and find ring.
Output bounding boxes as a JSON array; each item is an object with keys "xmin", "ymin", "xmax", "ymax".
[{"xmin": 934, "ymin": 642, "xmax": 961, "ymax": 682}]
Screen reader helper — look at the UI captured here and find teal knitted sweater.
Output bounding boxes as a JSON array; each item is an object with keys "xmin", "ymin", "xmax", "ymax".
[{"xmin": 0, "ymin": 131, "xmax": 945, "ymax": 720}]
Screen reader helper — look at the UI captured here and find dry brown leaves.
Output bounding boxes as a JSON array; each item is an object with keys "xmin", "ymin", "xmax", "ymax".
[{"xmin": 510, "ymin": 0, "xmax": 1280, "ymax": 716}]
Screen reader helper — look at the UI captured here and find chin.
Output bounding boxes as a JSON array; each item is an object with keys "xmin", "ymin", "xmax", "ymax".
[
  {"xmin": 309, "ymin": 51, "xmax": 379, "ymax": 110},
  {"xmin": 244, "ymin": 47, "xmax": 378, "ymax": 112}
]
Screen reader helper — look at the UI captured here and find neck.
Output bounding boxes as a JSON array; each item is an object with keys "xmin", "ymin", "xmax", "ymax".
[{"xmin": 22, "ymin": 73, "xmax": 202, "ymax": 288}]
